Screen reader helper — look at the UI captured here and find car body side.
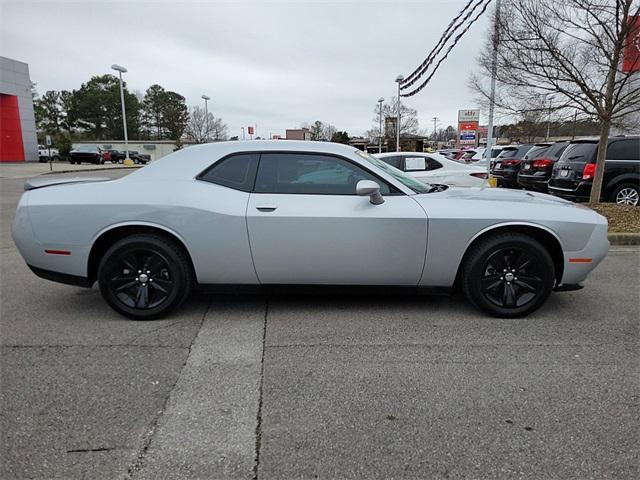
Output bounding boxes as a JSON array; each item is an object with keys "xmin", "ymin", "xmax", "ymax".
[{"xmin": 12, "ymin": 141, "xmax": 608, "ymax": 292}]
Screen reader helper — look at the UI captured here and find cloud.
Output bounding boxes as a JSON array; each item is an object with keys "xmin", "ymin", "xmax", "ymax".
[{"xmin": 1, "ymin": 0, "xmax": 489, "ymax": 137}]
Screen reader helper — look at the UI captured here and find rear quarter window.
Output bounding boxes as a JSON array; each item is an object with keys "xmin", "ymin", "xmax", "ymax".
[
  {"xmin": 558, "ymin": 143, "xmax": 597, "ymax": 164},
  {"xmin": 198, "ymin": 153, "xmax": 259, "ymax": 192},
  {"xmin": 607, "ymin": 139, "xmax": 640, "ymax": 161}
]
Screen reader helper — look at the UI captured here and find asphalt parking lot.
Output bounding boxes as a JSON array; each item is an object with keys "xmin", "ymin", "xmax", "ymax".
[{"xmin": 1, "ymin": 166, "xmax": 639, "ymax": 479}]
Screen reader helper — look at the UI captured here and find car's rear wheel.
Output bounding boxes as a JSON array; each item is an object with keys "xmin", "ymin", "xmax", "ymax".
[
  {"xmin": 611, "ymin": 183, "xmax": 639, "ymax": 206},
  {"xmin": 461, "ymin": 232, "xmax": 555, "ymax": 318},
  {"xmin": 97, "ymin": 234, "xmax": 193, "ymax": 320}
]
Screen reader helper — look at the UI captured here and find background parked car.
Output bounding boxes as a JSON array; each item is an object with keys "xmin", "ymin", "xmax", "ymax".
[
  {"xmin": 68, "ymin": 145, "xmax": 105, "ymax": 165},
  {"xmin": 375, "ymin": 152, "xmax": 488, "ymax": 187},
  {"xmin": 490, "ymin": 144, "xmax": 534, "ymax": 188},
  {"xmin": 548, "ymin": 136, "xmax": 640, "ymax": 205},
  {"xmin": 105, "ymin": 150, "xmax": 125, "ymax": 163},
  {"xmin": 470, "ymin": 146, "xmax": 510, "ymax": 163},
  {"xmin": 517, "ymin": 142, "xmax": 569, "ymax": 192},
  {"xmin": 127, "ymin": 151, "xmax": 151, "ymax": 164},
  {"xmin": 37, "ymin": 144, "xmax": 60, "ymax": 163}
]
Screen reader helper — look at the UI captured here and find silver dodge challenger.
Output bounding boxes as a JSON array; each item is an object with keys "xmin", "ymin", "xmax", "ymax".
[{"xmin": 12, "ymin": 141, "xmax": 609, "ymax": 320}]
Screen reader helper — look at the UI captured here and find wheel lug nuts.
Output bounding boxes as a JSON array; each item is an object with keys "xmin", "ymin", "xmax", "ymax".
[
  {"xmin": 149, "ymin": 279, "xmax": 153, "ymax": 282},
  {"xmin": 135, "ymin": 277, "xmax": 139, "ymax": 281},
  {"xmin": 138, "ymin": 270, "xmax": 142, "ymax": 274},
  {"xmin": 500, "ymin": 277, "xmax": 504, "ymax": 280}
]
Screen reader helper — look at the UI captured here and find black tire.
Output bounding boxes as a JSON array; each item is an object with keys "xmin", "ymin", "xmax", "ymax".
[
  {"xmin": 97, "ymin": 234, "xmax": 193, "ymax": 320},
  {"xmin": 610, "ymin": 183, "xmax": 639, "ymax": 206},
  {"xmin": 461, "ymin": 232, "xmax": 555, "ymax": 318}
]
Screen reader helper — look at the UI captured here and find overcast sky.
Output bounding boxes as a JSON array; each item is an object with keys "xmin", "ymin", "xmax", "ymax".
[{"xmin": 1, "ymin": 0, "xmax": 490, "ymax": 138}]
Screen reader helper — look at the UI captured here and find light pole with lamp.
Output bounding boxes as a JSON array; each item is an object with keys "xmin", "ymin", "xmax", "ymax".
[
  {"xmin": 377, "ymin": 97, "xmax": 384, "ymax": 153},
  {"xmin": 546, "ymin": 95, "xmax": 555, "ymax": 141},
  {"xmin": 395, "ymin": 75, "xmax": 404, "ymax": 152},
  {"xmin": 111, "ymin": 64, "xmax": 130, "ymax": 164},
  {"xmin": 201, "ymin": 95, "xmax": 210, "ymax": 142}
]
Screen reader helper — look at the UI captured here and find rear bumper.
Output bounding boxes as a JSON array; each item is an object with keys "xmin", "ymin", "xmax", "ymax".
[
  {"xmin": 28, "ymin": 265, "xmax": 92, "ymax": 288},
  {"xmin": 491, "ymin": 168, "xmax": 520, "ymax": 187},
  {"xmin": 548, "ymin": 182, "xmax": 591, "ymax": 202},
  {"xmin": 518, "ymin": 174, "xmax": 550, "ymax": 191}
]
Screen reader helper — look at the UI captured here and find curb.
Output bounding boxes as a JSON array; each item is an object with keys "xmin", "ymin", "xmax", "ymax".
[{"xmin": 608, "ymin": 233, "xmax": 640, "ymax": 246}]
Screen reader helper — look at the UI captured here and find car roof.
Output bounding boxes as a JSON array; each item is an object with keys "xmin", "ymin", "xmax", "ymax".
[{"xmin": 130, "ymin": 140, "xmax": 381, "ymax": 181}]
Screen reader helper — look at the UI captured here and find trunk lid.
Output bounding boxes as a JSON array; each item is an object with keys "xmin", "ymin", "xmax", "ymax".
[{"xmin": 24, "ymin": 176, "xmax": 111, "ymax": 191}]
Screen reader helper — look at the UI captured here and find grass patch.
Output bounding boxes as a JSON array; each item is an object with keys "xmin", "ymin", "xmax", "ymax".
[{"xmin": 589, "ymin": 203, "xmax": 640, "ymax": 233}]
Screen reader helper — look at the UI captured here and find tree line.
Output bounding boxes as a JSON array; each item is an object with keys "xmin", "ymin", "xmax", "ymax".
[{"xmin": 33, "ymin": 74, "xmax": 228, "ymax": 153}]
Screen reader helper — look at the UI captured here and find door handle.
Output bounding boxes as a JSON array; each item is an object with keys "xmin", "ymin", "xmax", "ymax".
[{"xmin": 256, "ymin": 205, "xmax": 277, "ymax": 212}]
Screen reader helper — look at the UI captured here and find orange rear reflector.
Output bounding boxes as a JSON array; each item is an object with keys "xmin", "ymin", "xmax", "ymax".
[
  {"xmin": 569, "ymin": 258, "xmax": 592, "ymax": 263},
  {"xmin": 44, "ymin": 249, "xmax": 71, "ymax": 255}
]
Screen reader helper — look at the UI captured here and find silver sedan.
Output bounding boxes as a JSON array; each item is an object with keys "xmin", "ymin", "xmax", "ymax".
[{"xmin": 12, "ymin": 141, "xmax": 609, "ymax": 319}]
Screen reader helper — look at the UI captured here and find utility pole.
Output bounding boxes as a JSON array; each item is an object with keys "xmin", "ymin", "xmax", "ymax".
[{"xmin": 485, "ymin": 0, "xmax": 501, "ymax": 183}]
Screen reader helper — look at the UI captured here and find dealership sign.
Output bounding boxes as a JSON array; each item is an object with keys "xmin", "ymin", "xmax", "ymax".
[
  {"xmin": 458, "ymin": 109, "xmax": 480, "ymax": 146},
  {"xmin": 458, "ymin": 109, "xmax": 480, "ymax": 122}
]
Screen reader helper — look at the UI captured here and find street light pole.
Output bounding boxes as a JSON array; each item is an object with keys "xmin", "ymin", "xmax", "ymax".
[
  {"xmin": 485, "ymin": 0, "xmax": 501, "ymax": 183},
  {"xmin": 377, "ymin": 97, "xmax": 384, "ymax": 153},
  {"xmin": 201, "ymin": 95, "xmax": 211, "ymax": 142},
  {"xmin": 395, "ymin": 75, "xmax": 404, "ymax": 152},
  {"xmin": 111, "ymin": 64, "xmax": 129, "ymax": 162},
  {"xmin": 432, "ymin": 116, "xmax": 439, "ymax": 148},
  {"xmin": 546, "ymin": 95, "xmax": 555, "ymax": 141}
]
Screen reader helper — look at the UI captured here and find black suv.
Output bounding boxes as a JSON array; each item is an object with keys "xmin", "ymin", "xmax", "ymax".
[
  {"xmin": 548, "ymin": 136, "xmax": 640, "ymax": 205},
  {"xmin": 490, "ymin": 144, "xmax": 534, "ymax": 188},
  {"xmin": 517, "ymin": 141, "xmax": 569, "ymax": 192}
]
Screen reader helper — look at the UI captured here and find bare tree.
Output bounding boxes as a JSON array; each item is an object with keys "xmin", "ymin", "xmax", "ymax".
[
  {"xmin": 366, "ymin": 97, "xmax": 420, "ymax": 141},
  {"xmin": 301, "ymin": 120, "xmax": 338, "ymax": 141},
  {"xmin": 185, "ymin": 106, "xmax": 228, "ymax": 143},
  {"xmin": 471, "ymin": 0, "xmax": 640, "ymax": 204}
]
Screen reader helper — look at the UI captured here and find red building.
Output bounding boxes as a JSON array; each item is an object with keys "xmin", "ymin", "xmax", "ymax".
[{"xmin": 1, "ymin": 57, "xmax": 38, "ymax": 162}]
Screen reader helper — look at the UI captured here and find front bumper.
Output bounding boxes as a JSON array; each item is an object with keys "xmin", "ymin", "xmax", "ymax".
[{"xmin": 560, "ymin": 222, "xmax": 609, "ymax": 285}]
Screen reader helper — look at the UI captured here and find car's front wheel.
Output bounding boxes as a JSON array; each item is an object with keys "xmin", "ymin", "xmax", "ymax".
[
  {"xmin": 97, "ymin": 234, "xmax": 193, "ymax": 320},
  {"xmin": 461, "ymin": 232, "xmax": 555, "ymax": 318}
]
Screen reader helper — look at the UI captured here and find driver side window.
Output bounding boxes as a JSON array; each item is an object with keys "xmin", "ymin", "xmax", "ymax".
[{"xmin": 254, "ymin": 153, "xmax": 391, "ymax": 195}]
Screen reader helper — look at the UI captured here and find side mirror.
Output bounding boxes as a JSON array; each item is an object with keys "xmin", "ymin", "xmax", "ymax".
[{"xmin": 356, "ymin": 180, "xmax": 384, "ymax": 205}]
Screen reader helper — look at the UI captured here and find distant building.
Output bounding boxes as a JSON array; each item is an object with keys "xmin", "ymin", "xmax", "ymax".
[
  {"xmin": 0, "ymin": 56, "xmax": 37, "ymax": 162},
  {"xmin": 285, "ymin": 128, "xmax": 311, "ymax": 140}
]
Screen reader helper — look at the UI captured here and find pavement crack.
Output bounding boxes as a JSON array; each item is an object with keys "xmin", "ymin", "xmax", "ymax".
[
  {"xmin": 67, "ymin": 447, "xmax": 115, "ymax": 453},
  {"xmin": 125, "ymin": 297, "xmax": 212, "ymax": 479},
  {"xmin": 252, "ymin": 297, "xmax": 269, "ymax": 480}
]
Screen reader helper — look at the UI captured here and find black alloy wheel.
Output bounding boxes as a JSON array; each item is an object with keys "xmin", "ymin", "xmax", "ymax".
[
  {"xmin": 481, "ymin": 247, "xmax": 544, "ymax": 308},
  {"xmin": 461, "ymin": 232, "xmax": 555, "ymax": 318},
  {"xmin": 98, "ymin": 234, "xmax": 192, "ymax": 320}
]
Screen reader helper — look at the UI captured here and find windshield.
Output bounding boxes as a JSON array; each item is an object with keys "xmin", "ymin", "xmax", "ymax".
[
  {"xmin": 357, "ymin": 151, "xmax": 432, "ymax": 194},
  {"xmin": 73, "ymin": 145, "xmax": 99, "ymax": 152}
]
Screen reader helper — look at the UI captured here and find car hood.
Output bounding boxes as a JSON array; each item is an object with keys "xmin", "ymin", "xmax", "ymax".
[{"xmin": 418, "ymin": 185, "xmax": 577, "ymax": 206}]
